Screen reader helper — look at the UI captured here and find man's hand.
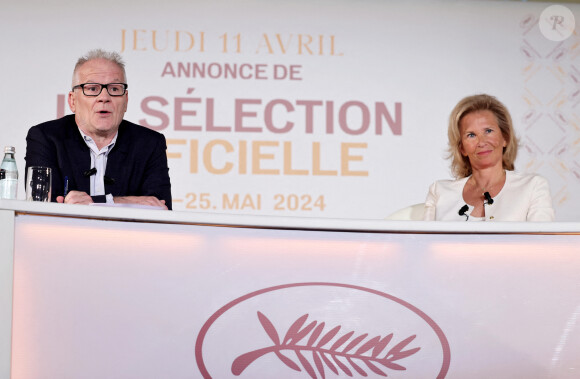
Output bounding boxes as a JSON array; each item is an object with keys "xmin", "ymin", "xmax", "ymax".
[
  {"xmin": 56, "ymin": 190, "xmax": 94, "ymax": 205},
  {"xmin": 113, "ymin": 196, "xmax": 168, "ymax": 210}
]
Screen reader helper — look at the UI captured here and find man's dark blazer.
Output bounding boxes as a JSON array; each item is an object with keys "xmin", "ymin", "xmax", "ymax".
[{"xmin": 25, "ymin": 114, "xmax": 172, "ymax": 209}]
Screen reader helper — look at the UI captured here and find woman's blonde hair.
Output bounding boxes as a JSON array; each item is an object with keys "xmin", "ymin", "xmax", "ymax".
[{"xmin": 447, "ymin": 94, "xmax": 518, "ymax": 178}]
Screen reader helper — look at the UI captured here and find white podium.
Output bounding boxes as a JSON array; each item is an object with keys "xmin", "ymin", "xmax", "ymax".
[{"xmin": 1, "ymin": 200, "xmax": 580, "ymax": 378}]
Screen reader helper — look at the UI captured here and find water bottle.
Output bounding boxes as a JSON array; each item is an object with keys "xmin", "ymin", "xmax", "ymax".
[{"xmin": 0, "ymin": 146, "xmax": 18, "ymax": 199}]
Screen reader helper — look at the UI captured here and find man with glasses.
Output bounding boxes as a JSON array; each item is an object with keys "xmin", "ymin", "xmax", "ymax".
[{"xmin": 25, "ymin": 49, "xmax": 172, "ymax": 209}]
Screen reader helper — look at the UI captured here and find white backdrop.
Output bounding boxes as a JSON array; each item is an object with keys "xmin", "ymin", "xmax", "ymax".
[{"xmin": 1, "ymin": 0, "xmax": 579, "ymax": 220}]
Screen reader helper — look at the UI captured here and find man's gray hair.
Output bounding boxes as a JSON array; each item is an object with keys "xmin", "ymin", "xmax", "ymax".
[{"xmin": 72, "ymin": 49, "xmax": 127, "ymax": 86}]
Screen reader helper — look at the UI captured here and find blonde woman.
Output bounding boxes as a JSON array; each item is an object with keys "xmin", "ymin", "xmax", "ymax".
[{"xmin": 423, "ymin": 94, "xmax": 554, "ymax": 221}]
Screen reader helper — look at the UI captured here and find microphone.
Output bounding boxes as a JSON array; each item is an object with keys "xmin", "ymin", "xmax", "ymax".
[
  {"xmin": 484, "ymin": 192, "xmax": 494, "ymax": 205},
  {"xmin": 83, "ymin": 167, "xmax": 97, "ymax": 177},
  {"xmin": 458, "ymin": 204, "xmax": 469, "ymax": 221}
]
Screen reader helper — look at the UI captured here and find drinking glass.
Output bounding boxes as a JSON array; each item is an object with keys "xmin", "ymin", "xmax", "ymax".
[{"xmin": 26, "ymin": 166, "xmax": 52, "ymax": 202}]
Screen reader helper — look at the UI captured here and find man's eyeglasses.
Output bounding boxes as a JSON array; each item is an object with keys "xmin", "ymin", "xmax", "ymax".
[{"xmin": 72, "ymin": 83, "xmax": 128, "ymax": 97}]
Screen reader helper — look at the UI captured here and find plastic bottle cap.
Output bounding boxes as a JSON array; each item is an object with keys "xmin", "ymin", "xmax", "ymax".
[{"xmin": 4, "ymin": 146, "xmax": 15, "ymax": 154}]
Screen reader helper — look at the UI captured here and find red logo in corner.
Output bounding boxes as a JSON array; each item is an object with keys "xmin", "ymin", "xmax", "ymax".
[{"xmin": 196, "ymin": 283, "xmax": 451, "ymax": 378}]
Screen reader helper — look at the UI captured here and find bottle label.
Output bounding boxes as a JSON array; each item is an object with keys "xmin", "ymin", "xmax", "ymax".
[{"xmin": 0, "ymin": 178, "xmax": 18, "ymax": 199}]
